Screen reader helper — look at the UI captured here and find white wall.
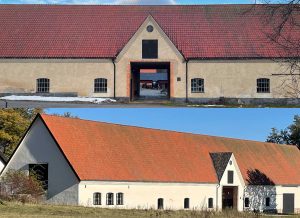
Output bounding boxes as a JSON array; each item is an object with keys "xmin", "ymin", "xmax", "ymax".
[
  {"xmin": 218, "ymin": 154, "xmax": 245, "ymax": 212},
  {"xmin": 0, "ymin": 159, "xmax": 4, "ymax": 172},
  {"xmin": 1, "ymin": 117, "xmax": 79, "ymax": 205},
  {"xmin": 79, "ymin": 181, "xmax": 218, "ymax": 210}
]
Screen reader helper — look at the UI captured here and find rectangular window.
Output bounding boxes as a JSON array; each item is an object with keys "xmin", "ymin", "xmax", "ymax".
[
  {"xmin": 228, "ymin": 170, "xmax": 234, "ymax": 184},
  {"xmin": 116, "ymin": 193, "xmax": 124, "ymax": 205},
  {"xmin": 94, "ymin": 78, "xmax": 107, "ymax": 93},
  {"xmin": 29, "ymin": 164, "xmax": 48, "ymax": 190},
  {"xmin": 245, "ymin": 197, "xmax": 250, "ymax": 208},
  {"xmin": 158, "ymin": 198, "xmax": 164, "ymax": 209},
  {"xmin": 257, "ymin": 78, "xmax": 270, "ymax": 93},
  {"xmin": 106, "ymin": 193, "xmax": 114, "ymax": 205},
  {"xmin": 142, "ymin": 40, "xmax": 158, "ymax": 59},
  {"xmin": 266, "ymin": 197, "xmax": 270, "ymax": 207},
  {"xmin": 184, "ymin": 198, "xmax": 190, "ymax": 209},
  {"xmin": 191, "ymin": 78, "xmax": 204, "ymax": 93},
  {"xmin": 208, "ymin": 198, "xmax": 213, "ymax": 208},
  {"xmin": 93, "ymin": 193, "xmax": 101, "ymax": 205},
  {"xmin": 36, "ymin": 78, "xmax": 50, "ymax": 93}
]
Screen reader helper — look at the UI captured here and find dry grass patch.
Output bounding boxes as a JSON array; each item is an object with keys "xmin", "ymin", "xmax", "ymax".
[{"xmin": 0, "ymin": 201, "xmax": 296, "ymax": 218}]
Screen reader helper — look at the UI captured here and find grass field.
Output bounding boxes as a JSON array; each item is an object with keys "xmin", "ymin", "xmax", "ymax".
[{"xmin": 0, "ymin": 202, "xmax": 298, "ymax": 218}]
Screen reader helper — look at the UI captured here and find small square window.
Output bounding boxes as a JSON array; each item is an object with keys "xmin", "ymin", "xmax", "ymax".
[
  {"xmin": 177, "ymin": 77, "xmax": 181, "ymax": 82},
  {"xmin": 257, "ymin": 78, "xmax": 270, "ymax": 93},
  {"xmin": 142, "ymin": 40, "xmax": 158, "ymax": 59},
  {"xmin": 94, "ymin": 78, "xmax": 107, "ymax": 93},
  {"xmin": 36, "ymin": 78, "xmax": 50, "ymax": 93},
  {"xmin": 191, "ymin": 78, "xmax": 204, "ymax": 93}
]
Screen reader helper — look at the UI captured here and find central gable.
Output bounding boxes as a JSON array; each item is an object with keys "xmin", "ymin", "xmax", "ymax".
[{"xmin": 116, "ymin": 15, "xmax": 184, "ymax": 62}]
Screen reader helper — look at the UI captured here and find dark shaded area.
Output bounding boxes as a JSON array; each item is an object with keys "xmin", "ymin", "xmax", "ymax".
[
  {"xmin": 246, "ymin": 169, "xmax": 275, "ymax": 185},
  {"xmin": 245, "ymin": 169, "xmax": 277, "ymax": 213},
  {"xmin": 0, "ymin": 151, "xmax": 7, "ymax": 164},
  {"xmin": 222, "ymin": 186, "xmax": 238, "ymax": 209},
  {"xmin": 210, "ymin": 152, "xmax": 232, "ymax": 181}
]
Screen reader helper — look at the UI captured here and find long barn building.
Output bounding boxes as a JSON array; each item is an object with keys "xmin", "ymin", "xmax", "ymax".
[
  {"xmin": 1, "ymin": 114, "xmax": 300, "ymax": 214},
  {"xmin": 0, "ymin": 5, "xmax": 299, "ymax": 104}
]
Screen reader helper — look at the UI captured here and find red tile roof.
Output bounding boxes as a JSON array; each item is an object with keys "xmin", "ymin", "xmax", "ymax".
[
  {"xmin": 40, "ymin": 114, "xmax": 300, "ymax": 185},
  {"xmin": 0, "ymin": 5, "xmax": 298, "ymax": 59}
]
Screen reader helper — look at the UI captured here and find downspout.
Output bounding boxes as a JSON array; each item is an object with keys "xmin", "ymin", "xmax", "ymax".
[
  {"xmin": 216, "ymin": 183, "xmax": 220, "ymax": 211},
  {"xmin": 112, "ymin": 58, "xmax": 116, "ymax": 99},
  {"xmin": 185, "ymin": 59, "xmax": 189, "ymax": 103}
]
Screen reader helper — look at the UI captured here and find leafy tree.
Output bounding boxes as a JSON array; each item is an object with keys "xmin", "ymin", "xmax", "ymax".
[
  {"xmin": 266, "ymin": 115, "xmax": 300, "ymax": 149},
  {"xmin": 0, "ymin": 109, "xmax": 43, "ymax": 158}
]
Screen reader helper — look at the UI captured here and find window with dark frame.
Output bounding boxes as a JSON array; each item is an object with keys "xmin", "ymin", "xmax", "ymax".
[
  {"xmin": 208, "ymin": 198, "xmax": 213, "ymax": 208},
  {"xmin": 116, "ymin": 192, "xmax": 124, "ymax": 205},
  {"xmin": 184, "ymin": 198, "xmax": 190, "ymax": 209},
  {"xmin": 93, "ymin": 192, "xmax": 101, "ymax": 205},
  {"xmin": 228, "ymin": 170, "xmax": 234, "ymax": 184},
  {"xmin": 157, "ymin": 198, "xmax": 164, "ymax": 209},
  {"xmin": 257, "ymin": 78, "xmax": 270, "ymax": 93},
  {"xmin": 94, "ymin": 78, "xmax": 107, "ymax": 93},
  {"xmin": 191, "ymin": 78, "xmax": 204, "ymax": 93},
  {"xmin": 106, "ymin": 193, "xmax": 114, "ymax": 205},
  {"xmin": 142, "ymin": 40, "xmax": 158, "ymax": 59},
  {"xmin": 36, "ymin": 78, "xmax": 50, "ymax": 93},
  {"xmin": 245, "ymin": 197, "xmax": 250, "ymax": 208},
  {"xmin": 266, "ymin": 197, "xmax": 270, "ymax": 207},
  {"xmin": 29, "ymin": 164, "xmax": 48, "ymax": 191}
]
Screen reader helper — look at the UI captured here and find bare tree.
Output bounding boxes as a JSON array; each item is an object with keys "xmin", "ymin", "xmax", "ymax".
[{"xmin": 251, "ymin": 2, "xmax": 300, "ymax": 98}]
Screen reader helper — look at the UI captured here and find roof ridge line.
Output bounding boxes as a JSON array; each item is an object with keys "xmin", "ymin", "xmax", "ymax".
[{"xmin": 41, "ymin": 113, "xmax": 297, "ymax": 148}]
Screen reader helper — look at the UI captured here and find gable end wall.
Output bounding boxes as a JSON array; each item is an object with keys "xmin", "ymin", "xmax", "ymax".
[{"xmin": 0, "ymin": 117, "xmax": 79, "ymax": 205}]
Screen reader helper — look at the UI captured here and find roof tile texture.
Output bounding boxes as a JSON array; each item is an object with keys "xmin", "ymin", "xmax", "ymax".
[
  {"xmin": 0, "ymin": 5, "xmax": 299, "ymax": 58},
  {"xmin": 41, "ymin": 114, "xmax": 300, "ymax": 185}
]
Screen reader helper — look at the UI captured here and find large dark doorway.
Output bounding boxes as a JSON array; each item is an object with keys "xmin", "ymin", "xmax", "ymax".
[
  {"xmin": 130, "ymin": 62, "xmax": 170, "ymax": 101},
  {"xmin": 222, "ymin": 186, "xmax": 238, "ymax": 210},
  {"xmin": 29, "ymin": 163, "xmax": 48, "ymax": 191},
  {"xmin": 282, "ymin": 193, "xmax": 294, "ymax": 214}
]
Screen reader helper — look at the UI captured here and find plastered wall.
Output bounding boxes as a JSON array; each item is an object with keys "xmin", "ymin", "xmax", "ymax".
[
  {"xmin": 78, "ymin": 181, "xmax": 218, "ymax": 210},
  {"xmin": 0, "ymin": 59, "xmax": 114, "ymax": 97}
]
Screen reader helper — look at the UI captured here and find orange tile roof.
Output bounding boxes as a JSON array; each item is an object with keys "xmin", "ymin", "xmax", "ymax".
[{"xmin": 40, "ymin": 114, "xmax": 300, "ymax": 185}]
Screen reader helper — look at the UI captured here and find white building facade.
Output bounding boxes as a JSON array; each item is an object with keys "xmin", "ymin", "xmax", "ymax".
[
  {"xmin": 0, "ymin": 114, "xmax": 299, "ymax": 214},
  {"xmin": 0, "ymin": 5, "xmax": 299, "ymax": 105}
]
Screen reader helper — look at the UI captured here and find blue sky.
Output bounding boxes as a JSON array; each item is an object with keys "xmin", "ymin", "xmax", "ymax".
[
  {"xmin": 0, "ymin": 0, "xmax": 264, "ymax": 5},
  {"xmin": 46, "ymin": 108, "xmax": 299, "ymax": 142}
]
